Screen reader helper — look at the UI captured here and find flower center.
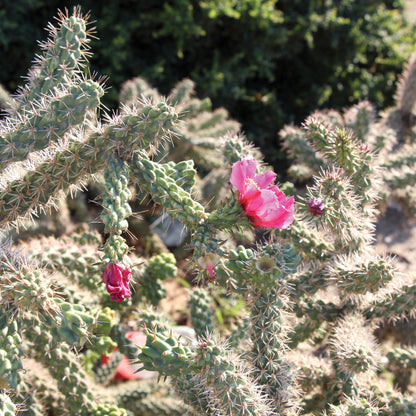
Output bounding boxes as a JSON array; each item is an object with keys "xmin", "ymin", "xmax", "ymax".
[{"xmin": 245, "ymin": 177, "xmax": 260, "ymax": 190}]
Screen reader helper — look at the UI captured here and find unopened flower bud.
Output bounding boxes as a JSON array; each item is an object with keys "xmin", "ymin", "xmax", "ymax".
[
  {"xmin": 308, "ymin": 198, "xmax": 326, "ymax": 216},
  {"xmin": 101, "ymin": 263, "xmax": 131, "ymax": 302}
]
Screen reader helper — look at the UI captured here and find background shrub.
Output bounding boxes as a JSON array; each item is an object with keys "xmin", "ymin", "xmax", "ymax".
[{"xmin": 1, "ymin": 0, "xmax": 415, "ymax": 168}]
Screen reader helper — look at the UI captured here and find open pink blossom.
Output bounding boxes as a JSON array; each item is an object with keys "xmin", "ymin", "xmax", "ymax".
[
  {"xmin": 230, "ymin": 157, "xmax": 294, "ymax": 229},
  {"xmin": 101, "ymin": 263, "xmax": 132, "ymax": 302}
]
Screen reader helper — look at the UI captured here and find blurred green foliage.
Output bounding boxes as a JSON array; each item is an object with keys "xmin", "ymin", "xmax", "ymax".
[{"xmin": 1, "ymin": 0, "xmax": 415, "ymax": 168}]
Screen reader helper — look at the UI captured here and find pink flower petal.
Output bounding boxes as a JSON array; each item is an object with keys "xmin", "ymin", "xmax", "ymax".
[
  {"xmin": 230, "ymin": 157, "xmax": 295, "ymax": 229},
  {"xmin": 254, "ymin": 170, "xmax": 277, "ymax": 188},
  {"xmin": 230, "ymin": 158, "xmax": 257, "ymax": 192},
  {"xmin": 259, "ymin": 195, "xmax": 294, "ymax": 229}
]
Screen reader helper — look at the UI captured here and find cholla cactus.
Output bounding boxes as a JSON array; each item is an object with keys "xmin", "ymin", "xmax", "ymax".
[{"xmin": 1, "ymin": 7, "xmax": 416, "ymax": 416}]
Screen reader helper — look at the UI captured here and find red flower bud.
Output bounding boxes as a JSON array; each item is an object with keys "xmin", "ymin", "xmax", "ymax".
[
  {"xmin": 101, "ymin": 263, "xmax": 131, "ymax": 302},
  {"xmin": 308, "ymin": 198, "xmax": 326, "ymax": 216}
]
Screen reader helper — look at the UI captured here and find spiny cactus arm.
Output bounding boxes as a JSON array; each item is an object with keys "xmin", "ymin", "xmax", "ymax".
[
  {"xmin": 205, "ymin": 197, "xmax": 251, "ymax": 232},
  {"xmin": 279, "ymin": 219, "xmax": 335, "ymax": 261},
  {"xmin": 107, "ymin": 378, "xmax": 190, "ymax": 416},
  {"xmin": 227, "ymin": 313, "xmax": 251, "ymax": 351},
  {"xmin": 138, "ymin": 328, "xmax": 274, "ymax": 416},
  {"xmin": 24, "ymin": 325, "xmax": 127, "ymax": 416},
  {"xmin": 136, "ymin": 253, "xmax": 178, "ymax": 306},
  {"xmin": 17, "ymin": 7, "xmax": 93, "ymax": 109},
  {"xmin": 109, "ymin": 325, "xmax": 141, "ymax": 361},
  {"xmin": 382, "ymin": 143, "xmax": 416, "ymax": 169},
  {"xmin": 170, "ymin": 375, "xmax": 215, "ymax": 416},
  {"xmin": 100, "ymin": 154, "xmax": 132, "ymax": 264},
  {"xmin": 382, "ymin": 161, "xmax": 416, "ymax": 191},
  {"xmin": 13, "ymin": 379, "xmax": 48, "ymax": 415},
  {"xmin": 31, "ymin": 239, "xmax": 107, "ymax": 297},
  {"xmin": 235, "ymin": 245, "xmax": 299, "ymax": 413},
  {"xmin": 179, "ymin": 97, "xmax": 212, "ymax": 119},
  {"xmin": 296, "ymin": 167, "xmax": 375, "ymax": 248},
  {"xmin": 135, "ymin": 274, "xmax": 166, "ymax": 307},
  {"xmin": 23, "ymin": 358, "xmax": 65, "ymax": 415},
  {"xmin": 289, "ymin": 351, "xmax": 333, "ymax": 395},
  {"xmin": 0, "ymin": 313, "xmax": 24, "ymax": 390},
  {"xmin": 168, "ymin": 78, "xmax": 195, "ymax": 106},
  {"xmin": 303, "ymin": 118, "xmax": 376, "ymax": 201},
  {"xmin": 0, "ymin": 84, "xmax": 17, "ymax": 112},
  {"xmin": 375, "ymin": 389, "xmax": 416, "ymax": 415},
  {"xmin": 280, "ymin": 124, "xmax": 323, "ymax": 181},
  {"xmin": 0, "ymin": 245, "xmax": 62, "ymax": 320},
  {"xmin": 289, "ymin": 297, "xmax": 342, "ymax": 348},
  {"xmin": 130, "ymin": 151, "xmax": 206, "ymax": 228},
  {"xmin": 0, "ymin": 393, "xmax": 18, "ymax": 415},
  {"xmin": 135, "ymin": 309, "xmax": 173, "ymax": 336},
  {"xmin": 387, "ymin": 347, "xmax": 416, "ymax": 369},
  {"xmin": 222, "ymin": 134, "xmax": 261, "ymax": 165},
  {"xmin": 0, "ymin": 101, "xmax": 177, "ymax": 228},
  {"xmin": 362, "ymin": 283, "xmax": 416, "ymax": 322},
  {"xmin": 325, "ymin": 396, "xmax": 381, "ymax": 416},
  {"xmin": 394, "ymin": 49, "xmax": 416, "ymax": 116},
  {"xmin": 0, "ymin": 248, "xmax": 97, "ymax": 347},
  {"xmin": 0, "ymin": 79, "xmax": 103, "ymax": 170},
  {"xmin": 93, "ymin": 352, "xmax": 123, "ymax": 385},
  {"xmin": 119, "ymin": 77, "xmax": 161, "ymax": 108},
  {"xmin": 188, "ymin": 287, "xmax": 215, "ymax": 338},
  {"xmin": 120, "ymin": 394, "xmax": 186, "ymax": 416},
  {"xmin": 161, "ymin": 159, "xmax": 197, "ymax": 192},
  {"xmin": 89, "ymin": 403, "xmax": 128, "ymax": 416},
  {"xmin": 202, "ymin": 243, "xmax": 299, "ymax": 412},
  {"xmin": 329, "ymin": 313, "xmax": 381, "ymax": 397},
  {"xmin": 343, "ymin": 101, "xmax": 376, "ymax": 141},
  {"xmin": 250, "ymin": 287, "xmax": 298, "ymax": 414},
  {"xmin": 184, "ymin": 108, "xmax": 239, "ymax": 137},
  {"xmin": 288, "ymin": 266, "xmax": 329, "ymax": 296},
  {"xmin": 328, "ymin": 253, "xmax": 397, "ymax": 295}
]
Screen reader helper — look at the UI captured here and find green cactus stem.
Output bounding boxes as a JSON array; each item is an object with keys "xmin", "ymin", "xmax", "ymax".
[
  {"xmin": 17, "ymin": 7, "xmax": 93, "ymax": 109},
  {"xmin": 0, "ymin": 101, "xmax": 177, "ymax": 228},
  {"xmin": 0, "ymin": 80, "xmax": 103, "ymax": 170},
  {"xmin": 131, "ymin": 151, "xmax": 206, "ymax": 228},
  {"xmin": 138, "ymin": 328, "xmax": 274, "ymax": 416},
  {"xmin": 101, "ymin": 154, "xmax": 132, "ymax": 264}
]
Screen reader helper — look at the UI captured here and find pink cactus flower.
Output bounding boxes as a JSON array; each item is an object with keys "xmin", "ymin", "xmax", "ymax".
[
  {"xmin": 101, "ymin": 263, "xmax": 132, "ymax": 302},
  {"xmin": 230, "ymin": 157, "xmax": 294, "ymax": 229}
]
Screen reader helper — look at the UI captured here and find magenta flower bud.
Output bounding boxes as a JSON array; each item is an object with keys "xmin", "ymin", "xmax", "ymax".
[
  {"xmin": 101, "ymin": 263, "xmax": 132, "ymax": 302},
  {"xmin": 230, "ymin": 157, "xmax": 294, "ymax": 229},
  {"xmin": 308, "ymin": 198, "xmax": 326, "ymax": 216}
]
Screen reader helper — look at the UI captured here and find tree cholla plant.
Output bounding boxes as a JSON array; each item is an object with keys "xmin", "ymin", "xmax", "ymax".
[{"xmin": 1, "ymin": 6, "xmax": 416, "ymax": 416}]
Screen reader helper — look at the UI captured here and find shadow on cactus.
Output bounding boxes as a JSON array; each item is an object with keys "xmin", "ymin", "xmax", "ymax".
[{"xmin": 1, "ymin": 6, "xmax": 416, "ymax": 416}]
